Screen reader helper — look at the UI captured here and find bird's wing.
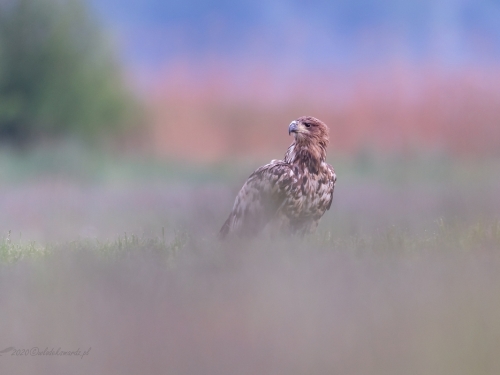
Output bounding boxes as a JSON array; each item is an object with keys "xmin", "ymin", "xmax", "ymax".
[
  {"xmin": 325, "ymin": 163, "xmax": 336, "ymax": 211},
  {"xmin": 219, "ymin": 161, "xmax": 297, "ymax": 238}
]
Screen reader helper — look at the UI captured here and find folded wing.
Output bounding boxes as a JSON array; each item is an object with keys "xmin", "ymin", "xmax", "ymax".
[{"xmin": 219, "ymin": 161, "xmax": 297, "ymax": 239}]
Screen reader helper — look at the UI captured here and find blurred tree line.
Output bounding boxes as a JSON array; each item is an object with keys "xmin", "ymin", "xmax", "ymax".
[{"xmin": 0, "ymin": 0, "xmax": 137, "ymax": 145}]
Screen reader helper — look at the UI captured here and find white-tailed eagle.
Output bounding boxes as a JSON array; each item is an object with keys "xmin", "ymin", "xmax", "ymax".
[{"xmin": 219, "ymin": 116, "xmax": 336, "ymax": 238}]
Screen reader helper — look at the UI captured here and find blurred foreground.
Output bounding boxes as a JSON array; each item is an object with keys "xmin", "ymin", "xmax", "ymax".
[
  {"xmin": 0, "ymin": 146, "xmax": 499, "ymax": 374},
  {"xmin": 0, "ymin": 215, "xmax": 499, "ymax": 374}
]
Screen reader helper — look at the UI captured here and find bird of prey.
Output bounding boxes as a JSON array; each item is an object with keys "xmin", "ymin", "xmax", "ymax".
[{"xmin": 219, "ymin": 116, "xmax": 336, "ymax": 239}]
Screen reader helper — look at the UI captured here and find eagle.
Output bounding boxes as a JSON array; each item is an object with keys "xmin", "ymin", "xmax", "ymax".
[{"xmin": 219, "ymin": 116, "xmax": 336, "ymax": 239}]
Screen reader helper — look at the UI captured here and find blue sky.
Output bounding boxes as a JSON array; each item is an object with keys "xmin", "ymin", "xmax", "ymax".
[{"xmin": 90, "ymin": 0, "xmax": 500, "ymax": 70}]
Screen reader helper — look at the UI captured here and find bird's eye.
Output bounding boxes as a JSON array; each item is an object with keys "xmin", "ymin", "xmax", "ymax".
[{"xmin": 304, "ymin": 123, "xmax": 311, "ymax": 128}]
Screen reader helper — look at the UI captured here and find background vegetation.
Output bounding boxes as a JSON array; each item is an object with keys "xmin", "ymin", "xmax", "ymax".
[{"xmin": 0, "ymin": 0, "xmax": 136, "ymax": 144}]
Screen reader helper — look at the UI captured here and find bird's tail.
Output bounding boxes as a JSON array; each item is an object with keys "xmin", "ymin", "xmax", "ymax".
[{"xmin": 218, "ymin": 215, "xmax": 232, "ymax": 240}]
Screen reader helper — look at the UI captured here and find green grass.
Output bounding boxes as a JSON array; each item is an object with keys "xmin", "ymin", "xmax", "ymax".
[
  {"xmin": 0, "ymin": 231, "xmax": 47, "ymax": 263},
  {"xmin": 0, "ymin": 229, "xmax": 188, "ymax": 264},
  {"xmin": 1, "ymin": 219, "xmax": 498, "ymax": 265}
]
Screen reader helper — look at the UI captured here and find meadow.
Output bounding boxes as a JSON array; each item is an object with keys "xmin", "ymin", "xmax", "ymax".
[
  {"xmin": 2, "ymin": 0, "xmax": 500, "ymax": 372},
  {"xmin": 0, "ymin": 146, "xmax": 499, "ymax": 374}
]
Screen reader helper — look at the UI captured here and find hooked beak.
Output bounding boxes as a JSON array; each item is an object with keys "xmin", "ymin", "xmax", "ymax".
[{"xmin": 288, "ymin": 121, "xmax": 298, "ymax": 135}]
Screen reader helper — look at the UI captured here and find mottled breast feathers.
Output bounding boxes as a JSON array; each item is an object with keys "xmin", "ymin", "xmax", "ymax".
[{"xmin": 219, "ymin": 116, "xmax": 336, "ymax": 239}]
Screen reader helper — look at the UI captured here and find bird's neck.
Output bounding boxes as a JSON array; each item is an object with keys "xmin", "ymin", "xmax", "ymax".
[{"xmin": 284, "ymin": 141, "xmax": 326, "ymax": 174}]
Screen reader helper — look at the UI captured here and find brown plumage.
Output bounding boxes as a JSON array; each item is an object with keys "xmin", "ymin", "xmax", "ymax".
[{"xmin": 219, "ymin": 116, "xmax": 336, "ymax": 239}]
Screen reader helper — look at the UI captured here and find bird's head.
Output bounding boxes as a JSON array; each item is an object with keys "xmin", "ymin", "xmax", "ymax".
[{"xmin": 288, "ymin": 116, "xmax": 329, "ymax": 147}]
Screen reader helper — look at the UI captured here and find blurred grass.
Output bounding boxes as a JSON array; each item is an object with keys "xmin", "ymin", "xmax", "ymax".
[
  {"xmin": 0, "ymin": 145, "xmax": 499, "ymax": 374},
  {"xmin": 0, "ymin": 217, "xmax": 499, "ymax": 374},
  {"xmin": 0, "ymin": 143, "xmax": 498, "ymax": 242},
  {"xmin": 0, "ymin": 142, "xmax": 499, "ymax": 186},
  {"xmin": 0, "ymin": 218, "xmax": 498, "ymax": 264},
  {"xmin": 0, "ymin": 231, "xmax": 47, "ymax": 263},
  {"xmin": 0, "ymin": 142, "xmax": 237, "ymax": 184}
]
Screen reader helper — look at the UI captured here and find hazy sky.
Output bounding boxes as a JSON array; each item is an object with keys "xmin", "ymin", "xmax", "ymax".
[{"xmin": 90, "ymin": 0, "xmax": 500, "ymax": 70}]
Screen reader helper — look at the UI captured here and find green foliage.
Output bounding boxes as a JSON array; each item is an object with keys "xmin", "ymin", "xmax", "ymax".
[{"xmin": 0, "ymin": 0, "xmax": 136, "ymax": 144}]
